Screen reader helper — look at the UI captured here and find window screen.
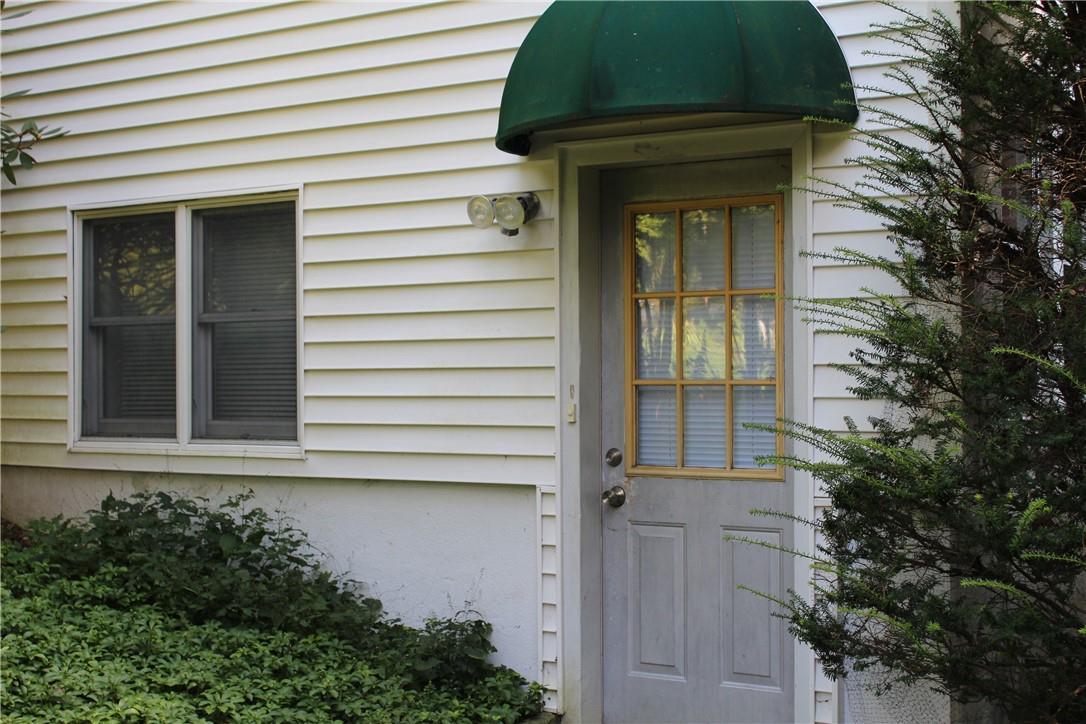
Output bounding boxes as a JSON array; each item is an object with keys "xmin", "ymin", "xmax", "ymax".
[
  {"xmin": 628, "ymin": 198, "xmax": 782, "ymax": 475},
  {"xmin": 83, "ymin": 213, "xmax": 177, "ymax": 437},
  {"xmin": 193, "ymin": 202, "xmax": 297, "ymax": 440}
]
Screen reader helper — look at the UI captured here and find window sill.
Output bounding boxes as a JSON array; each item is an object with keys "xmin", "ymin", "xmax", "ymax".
[
  {"xmin": 69, "ymin": 439, "xmax": 305, "ymax": 460},
  {"xmin": 627, "ymin": 464, "xmax": 784, "ymax": 481}
]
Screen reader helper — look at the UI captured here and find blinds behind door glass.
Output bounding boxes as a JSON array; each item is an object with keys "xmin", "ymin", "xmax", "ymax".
[
  {"xmin": 683, "ymin": 387, "xmax": 726, "ymax": 468},
  {"xmin": 731, "ymin": 296, "xmax": 776, "ymax": 379},
  {"xmin": 637, "ymin": 386, "xmax": 677, "ymax": 466},
  {"xmin": 731, "ymin": 205, "xmax": 775, "ymax": 288},
  {"xmin": 732, "ymin": 386, "xmax": 776, "ymax": 468},
  {"xmin": 198, "ymin": 202, "xmax": 296, "ymax": 439}
]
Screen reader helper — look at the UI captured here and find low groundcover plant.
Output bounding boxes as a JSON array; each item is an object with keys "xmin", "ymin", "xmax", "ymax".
[{"xmin": 0, "ymin": 491, "xmax": 543, "ymax": 723}]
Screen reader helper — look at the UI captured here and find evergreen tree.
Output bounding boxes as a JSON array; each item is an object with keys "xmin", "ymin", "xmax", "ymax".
[{"xmin": 775, "ymin": 3, "xmax": 1085, "ymax": 720}]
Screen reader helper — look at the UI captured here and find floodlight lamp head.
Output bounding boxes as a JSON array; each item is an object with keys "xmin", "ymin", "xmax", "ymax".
[
  {"xmin": 466, "ymin": 195, "xmax": 496, "ymax": 229},
  {"xmin": 494, "ymin": 193, "xmax": 540, "ymax": 236}
]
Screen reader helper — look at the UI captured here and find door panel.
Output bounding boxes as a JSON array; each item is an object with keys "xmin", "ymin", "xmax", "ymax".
[
  {"xmin": 600, "ymin": 157, "xmax": 794, "ymax": 724},
  {"xmin": 721, "ymin": 527, "xmax": 781, "ymax": 687},
  {"xmin": 628, "ymin": 523, "xmax": 686, "ymax": 678}
]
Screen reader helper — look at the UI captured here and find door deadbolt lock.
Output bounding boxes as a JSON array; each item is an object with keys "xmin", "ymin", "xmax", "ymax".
[
  {"xmin": 601, "ymin": 485, "xmax": 627, "ymax": 508},
  {"xmin": 604, "ymin": 448, "xmax": 623, "ymax": 467}
]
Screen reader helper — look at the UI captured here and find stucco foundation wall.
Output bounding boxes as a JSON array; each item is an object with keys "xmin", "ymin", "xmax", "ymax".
[{"xmin": 0, "ymin": 464, "xmax": 540, "ymax": 679}]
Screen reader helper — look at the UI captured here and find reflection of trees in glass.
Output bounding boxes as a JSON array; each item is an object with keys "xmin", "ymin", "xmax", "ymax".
[
  {"xmin": 683, "ymin": 298, "xmax": 725, "ymax": 378},
  {"xmin": 634, "ymin": 212, "xmax": 677, "ymax": 378},
  {"xmin": 731, "ymin": 297, "xmax": 776, "ymax": 379},
  {"xmin": 732, "ymin": 303, "xmax": 745, "ymax": 375},
  {"xmin": 637, "ymin": 299, "xmax": 675, "ymax": 378},
  {"xmin": 731, "ymin": 204, "xmax": 775, "ymax": 288},
  {"xmin": 92, "ymin": 215, "xmax": 175, "ymax": 318},
  {"xmin": 682, "ymin": 208, "xmax": 725, "ymax": 291},
  {"xmin": 681, "ymin": 209, "xmax": 727, "ymax": 379},
  {"xmin": 634, "ymin": 212, "xmax": 675, "ymax": 292}
]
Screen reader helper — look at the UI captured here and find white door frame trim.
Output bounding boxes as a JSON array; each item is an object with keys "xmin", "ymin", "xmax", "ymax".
[{"xmin": 552, "ymin": 120, "xmax": 817, "ymax": 722}]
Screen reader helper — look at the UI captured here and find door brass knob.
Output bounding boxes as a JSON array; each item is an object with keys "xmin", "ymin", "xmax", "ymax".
[
  {"xmin": 601, "ymin": 485, "xmax": 627, "ymax": 508},
  {"xmin": 605, "ymin": 448, "xmax": 623, "ymax": 467}
]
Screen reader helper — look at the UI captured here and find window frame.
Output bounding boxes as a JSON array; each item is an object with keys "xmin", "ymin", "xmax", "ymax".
[
  {"xmin": 191, "ymin": 201, "xmax": 299, "ymax": 441},
  {"xmin": 69, "ymin": 189, "xmax": 303, "ymax": 455},
  {"xmin": 623, "ymin": 193, "xmax": 785, "ymax": 480}
]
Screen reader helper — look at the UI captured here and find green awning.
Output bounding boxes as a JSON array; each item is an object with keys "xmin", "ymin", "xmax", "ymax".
[{"xmin": 496, "ymin": 0, "xmax": 858, "ymax": 156}]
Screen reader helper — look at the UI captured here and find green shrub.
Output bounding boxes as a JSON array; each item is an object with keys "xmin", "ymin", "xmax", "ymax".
[
  {"xmin": 3, "ymin": 491, "xmax": 382, "ymax": 638},
  {"xmin": 1, "ymin": 492, "xmax": 543, "ymax": 723}
]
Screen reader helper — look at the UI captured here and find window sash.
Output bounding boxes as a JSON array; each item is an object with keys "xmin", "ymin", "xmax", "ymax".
[
  {"xmin": 82, "ymin": 214, "xmax": 177, "ymax": 438},
  {"xmin": 191, "ymin": 202, "xmax": 297, "ymax": 441},
  {"xmin": 624, "ymin": 195, "xmax": 784, "ymax": 479}
]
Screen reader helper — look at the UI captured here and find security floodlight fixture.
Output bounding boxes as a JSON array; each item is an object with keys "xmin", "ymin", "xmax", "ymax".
[
  {"xmin": 466, "ymin": 195, "xmax": 496, "ymax": 228},
  {"xmin": 493, "ymin": 193, "xmax": 540, "ymax": 236},
  {"xmin": 466, "ymin": 192, "xmax": 540, "ymax": 235}
]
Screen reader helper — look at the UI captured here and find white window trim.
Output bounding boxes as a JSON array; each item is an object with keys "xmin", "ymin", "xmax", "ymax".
[{"xmin": 67, "ymin": 186, "xmax": 305, "ymax": 459}]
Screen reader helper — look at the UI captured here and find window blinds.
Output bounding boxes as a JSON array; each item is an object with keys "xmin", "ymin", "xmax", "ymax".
[{"xmin": 196, "ymin": 202, "xmax": 296, "ymax": 439}]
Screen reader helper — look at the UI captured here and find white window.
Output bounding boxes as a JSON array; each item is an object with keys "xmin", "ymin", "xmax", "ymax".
[{"xmin": 77, "ymin": 196, "xmax": 299, "ymax": 444}]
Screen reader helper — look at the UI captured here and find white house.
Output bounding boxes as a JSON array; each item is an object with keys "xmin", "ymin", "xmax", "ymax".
[{"xmin": 0, "ymin": 1, "xmax": 948, "ymax": 721}]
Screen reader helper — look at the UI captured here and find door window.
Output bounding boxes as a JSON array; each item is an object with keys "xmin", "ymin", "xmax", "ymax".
[{"xmin": 626, "ymin": 196, "xmax": 783, "ymax": 477}]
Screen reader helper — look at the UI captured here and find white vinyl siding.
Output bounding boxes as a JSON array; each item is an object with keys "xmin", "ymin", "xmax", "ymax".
[
  {"xmin": 1, "ymin": 0, "xmax": 555, "ymax": 486},
  {"xmin": 810, "ymin": 0, "xmax": 944, "ymax": 436}
]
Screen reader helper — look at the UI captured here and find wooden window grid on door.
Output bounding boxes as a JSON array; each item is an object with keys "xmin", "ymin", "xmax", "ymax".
[{"xmin": 624, "ymin": 194, "xmax": 784, "ymax": 479}]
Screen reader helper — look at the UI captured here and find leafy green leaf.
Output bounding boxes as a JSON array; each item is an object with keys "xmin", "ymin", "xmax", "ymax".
[{"xmin": 217, "ymin": 532, "xmax": 241, "ymax": 555}]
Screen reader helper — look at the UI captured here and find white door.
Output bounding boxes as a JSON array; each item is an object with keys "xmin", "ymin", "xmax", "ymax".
[{"xmin": 599, "ymin": 158, "xmax": 795, "ymax": 724}]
